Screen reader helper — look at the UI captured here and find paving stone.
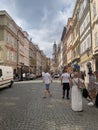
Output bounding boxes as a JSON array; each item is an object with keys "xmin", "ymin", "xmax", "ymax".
[{"xmin": 0, "ymin": 80, "xmax": 97, "ymax": 130}]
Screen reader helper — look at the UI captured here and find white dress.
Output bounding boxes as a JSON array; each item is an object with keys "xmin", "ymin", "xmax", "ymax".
[{"xmin": 71, "ymin": 78, "xmax": 83, "ymax": 111}]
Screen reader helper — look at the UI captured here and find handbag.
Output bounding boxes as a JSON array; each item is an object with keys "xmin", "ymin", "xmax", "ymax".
[
  {"xmin": 89, "ymin": 88, "xmax": 96, "ymax": 98},
  {"xmin": 73, "ymin": 78, "xmax": 84, "ymax": 89},
  {"xmin": 82, "ymin": 88, "xmax": 89, "ymax": 98}
]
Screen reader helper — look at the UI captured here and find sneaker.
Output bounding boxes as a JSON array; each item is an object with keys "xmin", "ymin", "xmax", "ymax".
[
  {"xmin": 86, "ymin": 97, "xmax": 91, "ymax": 101},
  {"xmin": 77, "ymin": 110, "xmax": 83, "ymax": 112},
  {"xmin": 88, "ymin": 102, "xmax": 94, "ymax": 106}
]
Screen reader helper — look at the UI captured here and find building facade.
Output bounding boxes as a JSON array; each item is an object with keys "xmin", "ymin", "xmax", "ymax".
[
  {"xmin": 0, "ymin": 10, "xmax": 48, "ymax": 77},
  {"xmin": 0, "ymin": 10, "xmax": 18, "ymax": 74},
  {"xmin": 90, "ymin": 0, "xmax": 98, "ymax": 71},
  {"xmin": 60, "ymin": 0, "xmax": 98, "ymax": 83}
]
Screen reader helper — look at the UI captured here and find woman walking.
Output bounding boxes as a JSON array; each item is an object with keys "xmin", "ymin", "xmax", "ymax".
[
  {"xmin": 69, "ymin": 72, "xmax": 85, "ymax": 112},
  {"xmin": 87, "ymin": 71, "xmax": 96, "ymax": 106}
]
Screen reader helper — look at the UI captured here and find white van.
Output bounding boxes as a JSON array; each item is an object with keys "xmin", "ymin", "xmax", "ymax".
[{"xmin": 0, "ymin": 66, "xmax": 14, "ymax": 89}]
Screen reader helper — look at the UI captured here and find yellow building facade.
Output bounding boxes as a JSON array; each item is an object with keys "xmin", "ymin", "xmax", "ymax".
[
  {"xmin": 61, "ymin": 0, "xmax": 98, "ymax": 83},
  {"xmin": 90, "ymin": 0, "xmax": 98, "ymax": 71}
]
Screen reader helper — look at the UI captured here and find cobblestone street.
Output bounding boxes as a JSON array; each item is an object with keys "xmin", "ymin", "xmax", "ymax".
[{"xmin": 0, "ymin": 80, "xmax": 98, "ymax": 130}]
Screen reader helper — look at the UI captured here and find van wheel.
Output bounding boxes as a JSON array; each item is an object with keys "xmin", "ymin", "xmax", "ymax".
[{"xmin": 9, "ymin": 81, "xmax": 13, "ymax": 87}]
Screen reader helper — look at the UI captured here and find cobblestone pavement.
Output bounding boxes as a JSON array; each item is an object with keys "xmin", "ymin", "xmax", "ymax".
[{"xmin": 0, "ymin": 80, "xmax": 98, "ymax": 130}]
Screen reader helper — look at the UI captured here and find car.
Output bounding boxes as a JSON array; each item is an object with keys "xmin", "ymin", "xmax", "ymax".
[
  {"xmin": 53, "ymin": 73, "xmax": 60, "ymax": 78},
  {"xmin": 26, "ymin": 73, "xmax": 36, "ymax": 80},
  {"xmin": 29, "ymin": 73, "xmax": 36, "ymax": 79},
  {"xmin": 0, "ymin": 65, "xmax": 13, "ymax": 88}
]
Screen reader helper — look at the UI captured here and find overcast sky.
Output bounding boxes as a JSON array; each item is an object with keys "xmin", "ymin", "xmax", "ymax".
[{"xmin": 1, "ymin": 0, "xmax": 76, "ymax": 58}]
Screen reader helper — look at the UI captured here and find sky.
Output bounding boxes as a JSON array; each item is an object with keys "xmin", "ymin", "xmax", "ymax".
[{"xmin": 1, "ymin": 0, "xmax": 76, "ymax": 58}]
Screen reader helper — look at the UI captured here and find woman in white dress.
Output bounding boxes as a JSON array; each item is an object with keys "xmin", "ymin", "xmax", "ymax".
[{"xmin": 69, "ymin": 72, "xmax": 84, "ymax": 112}]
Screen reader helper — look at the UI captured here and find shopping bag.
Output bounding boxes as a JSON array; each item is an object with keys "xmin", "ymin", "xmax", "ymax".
[{"xmin": 89, "ymin": 88, "xmax": 96, "ymax": 98}]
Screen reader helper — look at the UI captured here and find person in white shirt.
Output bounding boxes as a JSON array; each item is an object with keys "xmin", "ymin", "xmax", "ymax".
[
  {"xmin": 22, "ymin": 73, "xmax": 26, "ymax": 80},
  {"xmin": 61, "ymin": 69, "xmax": 70, "ymax": 99},
  {"xmin": 43, "ymin": 70, "xmax": 52, "ymax": 98}
]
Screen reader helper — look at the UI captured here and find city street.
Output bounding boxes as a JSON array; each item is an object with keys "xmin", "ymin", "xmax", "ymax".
[{"xmin": 0, "ymin": 79, "xmax": 98, "ymax": 130}]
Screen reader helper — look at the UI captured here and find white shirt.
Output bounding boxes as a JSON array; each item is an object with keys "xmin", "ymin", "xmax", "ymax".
[
  {"xmin": 61, "ymin": 73, "xmax": 70, "ymax": 83},
  {"xmin": 43, "ymin": 72, "xmax": 51, "ymax": 84}
]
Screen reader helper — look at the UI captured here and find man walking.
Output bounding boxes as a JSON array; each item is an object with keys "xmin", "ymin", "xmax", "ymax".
[
  {"xmin": 94, "ymin": 70, "xmax": 98, "ymax": 107},
  {"xmin": 61, "ymin": 69, "xmax": 70, "ymax": 99},
  {"xmin": 42, "ymin": 70, "xmax": 52, "ymax": 98}
]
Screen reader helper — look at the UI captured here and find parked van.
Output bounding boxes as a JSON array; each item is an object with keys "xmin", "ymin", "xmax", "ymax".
[{"xmin": 0, "ymin": 66, "xmax": 14, "ymax": 89}]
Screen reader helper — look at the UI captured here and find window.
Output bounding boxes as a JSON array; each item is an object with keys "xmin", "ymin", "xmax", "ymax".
[
  {"xmin": 6, "ymin": 35, "xmax": 10, "ymax": 42},
  {"xmin": 7, "ymin": 50, "xmax": 10, "ymax": 60},
  {"xmin": 0, "ymin": 29, "xmax": 4, "ymax": 40},
  {"xmin": 10, "ymin": 52, "xmax": 14, "ymax": 61},
  {"xmin": 14, "ymin": 53, "xmax": 17, "ymax": 62},
  {"xmin": 80, "ymin": 44, "xmax": 83, "ymax": 54},
  {"xmin": 85, "ymin": 35, "xmax": 91, "ymax": 49},
  {"xmin": 87, "ymin": 13, "xmax": 90, "ymax": 24},
  {"xmin": 95, "ymin": 32, "xmax": 98, "ymax": 47},
  {"xmin": 79, "ymin": 0, "xmax": 87, "ymax": 20},
  {"xmin": 88, "ymin": 35, "xmax": 91, "ymax": 48},
  {"xmin": 83, "ymin": 40, "xmax": 86, "ymax": 52},
  {"xmin": 80, "ymin": 34, "xmax": 91, "ymax": 54},
  {"xmin": 11, "ymin": 37, "xmax": 14, "ymax": 46},
  {"xmin": 83, "ymin": 0, "xmax": 87, "ymax": 9},
  {"xmin": 84, "ymin": 41, "xmax": 87, "ymax": 50},
  {"xmin": 93, "ymin": 2, "xmax": 97, "ymax": 17}
]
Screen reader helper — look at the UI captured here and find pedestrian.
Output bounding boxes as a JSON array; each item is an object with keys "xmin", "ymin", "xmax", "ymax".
[
  {"xmin": 69, "ymin": 71, "xmax": 85, "ymax": 112},
  {"xmin": 87, "ymin": 71, "xmax": 96, "ymax": 106},
  {"xmin": 94, "ymin": 70, "xmax": 98, "ymax": 108},
  {"xmin": 60, "ymin": 69, "xmax": 70, "ymax": 99},
  {"xmin": 42, "ymin": 70, "xmax": 52, "ymax": 98},
  {"xmin": 80, "ymin": 71, "xmax": 86, "ymax": 80},
  {"xmin": 23, "ymin": 73, "xmax": 26, "ymax": 80},
  {"xmin": 78, "ymin": 72, "xmax": 89, "ymax": 100}
]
